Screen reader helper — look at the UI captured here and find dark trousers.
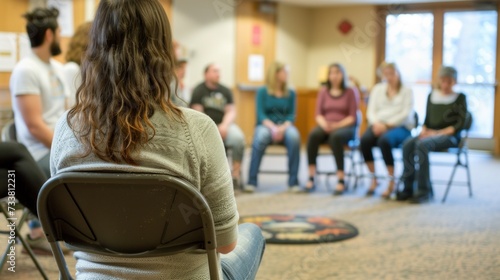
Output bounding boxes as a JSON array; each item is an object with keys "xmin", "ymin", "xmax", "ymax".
[
  {"xmin": 360, "ymin": 126, "xmax": 411, "ymax": 167},
  {"xmin": 401, "ymin": 135, "xmax": 458, "ymax": 195},
  {"xmin": 0, "ymin": 142, "xmax": 47, "ymax": 216},
  {"xmin": 307, "ymin": 125, "xmax": 356, "ymax": 171}
]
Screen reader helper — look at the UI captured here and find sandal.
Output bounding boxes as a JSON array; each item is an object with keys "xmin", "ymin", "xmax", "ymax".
[
  {"xmin": 381, "ymin": 181, "xmax": 395, "ymax": 199},
  {"xmin": 366, "ymin": 179, "xmax": 378, "ymax": 196},
  {"xmin": 333, "ymin": 179, "xmax": 345, "ymax": 196},
  {"xmin": 303, "ymin": 176, "xmax": 316, "ymax": 193}
]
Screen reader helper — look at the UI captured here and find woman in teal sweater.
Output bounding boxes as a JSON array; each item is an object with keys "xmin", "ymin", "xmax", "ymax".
[
  {"xmin": 245, "ymin": 62, "xmax": 301, "ymax": 193},
  {"xmin": 400, "ymin": 66, "xmax": 468, "ymax": 203}
]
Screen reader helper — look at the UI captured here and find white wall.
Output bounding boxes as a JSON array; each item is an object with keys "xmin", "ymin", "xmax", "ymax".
[
  {"xmin": 276, "ymin": 4, "xmax": 312, "ymax": 89},
  {"xmin": 172, "ymin": 0, "xmax": 236, "ymax": 92},
  {"xmin": 306, "ymin": 5, "xmax": 378, "ymax": 89}
]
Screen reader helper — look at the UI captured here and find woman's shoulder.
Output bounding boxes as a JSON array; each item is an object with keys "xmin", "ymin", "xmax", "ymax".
[
  {"xmin": 345, "ymin": 86, "xmax": 359, "ymax": 97},
  {"xmin": 257, "ymin": 86, "xmax": 269, "ymax": 95},
  {"xmin": 370, "ymin": 83, "xmax": 386, "ymax": 94},
  {"xmin": 317, "ymin": 86, "xmax": 328, "ymax": 95},
  {"xmin": 399, "ymin": 85, "xmax": 413, "ymax": 94},
  {"xmin": 64, "ymin": 61, "xmax": 80, "ymax": 70},
  {"xmin": 54, "ymin": 111, "xmax": 71, "ymax": 133},
  {"xmin": 178, "ymin": 107, "xmax": 213, "ymax": 125}
]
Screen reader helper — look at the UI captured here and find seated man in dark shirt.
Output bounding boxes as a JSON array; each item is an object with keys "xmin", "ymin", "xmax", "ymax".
[{"xmin": 190, "ymin": 64, "xmax": 245, "ymax": 188}]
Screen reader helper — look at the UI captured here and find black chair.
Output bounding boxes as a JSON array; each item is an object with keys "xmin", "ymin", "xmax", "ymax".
[
  {"xmin": 395, "ymin": 112, "xmax": 473, "ymax": 203},
  {"xmin": 365, "ymin": 111, "xmax": 420, "ymax": 186},
  {"xmin": 37, "ymin": 172, "xmax": 220, "ymax": 280},
  {"xmin": 1, "ymin": 120, "xmax": 16, "ymax": 142},
  {"xmin": 0, "ymin": 200, "xmax": 48, "ymax": 279},
  {"xmin": 434, "ymin": 112, "xmax": 473, "ymax": 203}
]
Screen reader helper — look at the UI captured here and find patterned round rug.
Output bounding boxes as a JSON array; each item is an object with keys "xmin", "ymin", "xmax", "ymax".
[{"xmin": 240, "ymin": 214, "xmax": 359, "ymax": 244}]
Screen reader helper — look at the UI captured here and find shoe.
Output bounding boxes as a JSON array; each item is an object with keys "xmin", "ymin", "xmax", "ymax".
[
  {"xmin": 232, "ymin": 178, "xmax": 242, "ymax": 190},
  {"xmin": 396, "ymin": 191, "xmax": 413, "ymax": 201},
  {"xmin": 288, "ymin": 185, "xmax": 302, "ymax": 193},
  {"xmin": 365, "ymin": 180, "xmax": 378, "ymax": 196},
  {"xmin": 243, "ymin": 184, "xmax": 256, "ymax": 193},
  {"xmin": 333, "ymin": 180, "xmax": 345, "ymax": 196},
  {"xmin": 410, "ymin": 193, "xmax": 433, "ymax": 204},
  {"xmin": 23, "ymin": 235, "xmax": 71, "ymax": 256},
  {"xmin": 365, "ymin": 189, "xmax": 376, "ymax": 196},
  {"xmin": 381, "ymin": 182, "xmax": 395, "ymax": 200},
  {"xmin": 303, "ymin": 177, "xmax": 316, "ymax": 193}
]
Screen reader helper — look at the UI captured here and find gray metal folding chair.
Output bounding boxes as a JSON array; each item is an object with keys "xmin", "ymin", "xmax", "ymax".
[
  {"xmin": 37, "ymin": 172, "xmax": 220, "ymax": 280},
  {"xmin": 1, "ymin": 120, "xmax": 16, "ymax": 142},
  {"xmin": 436, "ymin": 112, "xmax": 473, "ymax": 203}
]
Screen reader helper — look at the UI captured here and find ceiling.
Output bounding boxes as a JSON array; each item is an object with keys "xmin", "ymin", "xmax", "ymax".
[{"xmin": 273, "ymin": 0, "xmax": 472, "ymax": 7}]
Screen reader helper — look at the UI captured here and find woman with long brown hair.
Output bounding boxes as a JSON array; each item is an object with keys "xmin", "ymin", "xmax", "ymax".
[
  {"xmin": 304, "ymin": 63, "xmax": 359, "ymax": 195},
  {"xmin": 361, "ymin": 62, "xmax": 414, "ymax": 199},
  {"xmin": 50, "ymin": 0, "xmax": 264, "ymax": 279}
]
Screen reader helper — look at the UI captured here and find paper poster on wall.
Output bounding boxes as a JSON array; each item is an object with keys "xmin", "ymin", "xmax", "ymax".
[
  {"xmin": 248, "ymin": 54, "xmax": 264, "ymax": 82},
  {"xmin": 0, "ymin": 32, "xmax": 18, "ymax": 72},
  {"xmin": 48, "ymin": 0, "xmax": 74, "ymax": 37},
  {"xmin": 18, "ymin": 33, "xmax": 32, "ymax": 60}
]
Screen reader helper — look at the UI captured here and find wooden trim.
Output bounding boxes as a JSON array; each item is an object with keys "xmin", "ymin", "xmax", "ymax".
[
  {"xmin": 234, "ymin": 0, "xmax": 277, "ymax": 144},
  {"xmin": 374, "ymin": 6, "xmax": 387, "ymax": 84},
  {"xmin": 0, "ymin": 0, "xmax": 29, "ymax": 95},
  {"xmin": 494, "ymin": 2, "xmax": 500, "ymax": 156},
  {"xmin": 377, "ymin": 1, "xmax": 498, "ymax": 13},
  {"xmin": 159, "ymin": 0, "xmax": 173, "ymax": 21},
  {"xmin": 235, "ymin": 0, "xmax": 277, "ymax": 85},
  {"xmin": 431, "ymin": 9, "xmax": 444, "ymax": 86}
]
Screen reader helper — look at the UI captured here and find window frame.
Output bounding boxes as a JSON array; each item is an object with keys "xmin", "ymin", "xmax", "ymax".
[{"xmin": 375, "ymin": 2, "xmax": 500, "ymax": 153}]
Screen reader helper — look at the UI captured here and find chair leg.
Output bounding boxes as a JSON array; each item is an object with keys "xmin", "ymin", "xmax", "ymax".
[
  {"xmin": 0, "ymin": 206, "xmax": 48, "ymax": 280},
  {"xmin": 464, "ymin": 151, "xmax": 473, "ymax": 198},
  {"xmin": 442, "ymin": 161, "xmax": 459, "ymax": 204},
  {"xmin": 352, "ymin": 150, "xmax": 361, "ymax": 190},
  {"xmin": 16, "ymin": 209, "xmax": 49, "ymax": 280}
]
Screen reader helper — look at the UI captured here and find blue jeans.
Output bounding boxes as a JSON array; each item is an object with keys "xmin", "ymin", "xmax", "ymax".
[
  {"xmin": 221, "ymin": 223, "xmax": 266, "ymax": 280},
  {"xmin": 247, "ymin": 125, "xmax": 301, "ymax": 187},
  {"xmin": 224, "ymin": 124, "xmax": 245, "ymax": 162},
  {"xmin": 402, "ymin": 135, "xmax": 458, "ymax": 195},
  {"xmin": 361, "ymin": 126, "xmax": 411, "ymax": 167}
]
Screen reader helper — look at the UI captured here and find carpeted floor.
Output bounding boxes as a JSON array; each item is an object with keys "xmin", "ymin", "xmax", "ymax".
[{"xmin": 1, "ymin": 150, "xmax": 499, "ymax": 280}]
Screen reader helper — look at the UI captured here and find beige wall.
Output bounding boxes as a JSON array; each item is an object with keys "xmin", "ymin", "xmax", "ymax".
[
  {"xmin": 276, "ymin": 4, "xmax": 312, "ymax": 88},
  {"xmin": 172, "ymin": 0, "xmax": 236, "ymax": 91},
  {"xmin": 306, "ymin": 5, "xmax": 378, "ymax": 89}
]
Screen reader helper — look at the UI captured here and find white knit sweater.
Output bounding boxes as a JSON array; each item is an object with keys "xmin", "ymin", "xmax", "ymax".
[
  {"xmin": 50, "ymin": 108, "xmax": 239, "ymax": 279},
  {"xmin": 367, "ymin": 83, "xmax": 415, "ymax": 129}
]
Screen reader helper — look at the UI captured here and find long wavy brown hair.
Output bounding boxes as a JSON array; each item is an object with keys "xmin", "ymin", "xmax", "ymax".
[
  {"xmin": 67, "ymin": 0, "xmax": 182, "ymax": 165},
  {"xmin": 65, "ymin": 22, "xmax": 92, "ymax": 65}
]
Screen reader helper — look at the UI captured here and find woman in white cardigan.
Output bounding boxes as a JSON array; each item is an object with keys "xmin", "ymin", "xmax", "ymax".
[{"xmin": 361, "ymin": 62, "xmax": 414, "ymax": 198}]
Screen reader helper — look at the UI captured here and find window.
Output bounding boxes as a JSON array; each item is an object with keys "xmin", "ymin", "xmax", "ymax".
[
  {"xmin": 443, "ymin": 11, "xmax": 497, "ymax": 138},
  {"xmin": 382, "ymin": 7, "xmax": 498, "ymax": 141},
  {"xmin": 386, "ymin": 13, "xmax": 434, "ymax": 126}
]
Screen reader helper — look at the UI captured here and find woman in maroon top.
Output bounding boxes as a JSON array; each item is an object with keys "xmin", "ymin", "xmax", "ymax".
[{"xmin": 304, "ymin": 63, "xmax": 359, "ymax": 195}]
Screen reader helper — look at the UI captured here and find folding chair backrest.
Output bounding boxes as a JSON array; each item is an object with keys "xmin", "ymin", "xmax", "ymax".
[
  {"xmin": 354, "ymin": 110, "xmax": 362, "ymax": 138},
  {"xmin": 37, "ymin": 172, "xmax": 220, "ymax": 279},
  {"xmin": 1, "ymin": 120, "xmax": 16, "ymax": 142},
  {"xmin": 459, "ymin": 112, "xmax": 473, "ymax": 148},
  {"xmin": 413, "ymin": 111, "xmax": 419, "ymax": 127}
]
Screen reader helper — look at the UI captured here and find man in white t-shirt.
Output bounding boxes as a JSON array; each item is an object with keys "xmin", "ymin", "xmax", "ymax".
[
  {"xmin": 8, "ymin": 7, "xmax": 70, "ymax": 255},
  {"xmin": 10, "ymin": 7, "xmax": 68, "ymax": 178}
]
